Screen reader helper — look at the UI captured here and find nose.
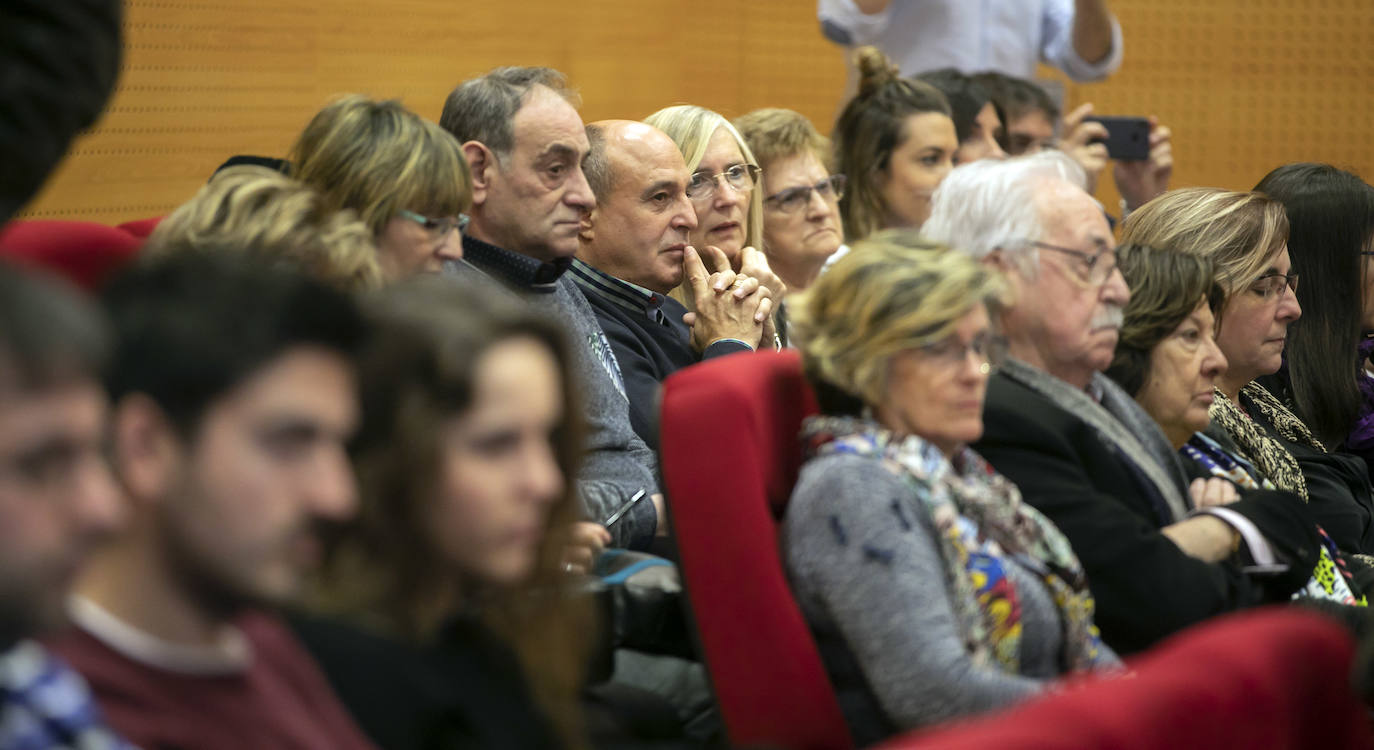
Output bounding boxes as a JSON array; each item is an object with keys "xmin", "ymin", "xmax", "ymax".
[
  {"xmin": 714, "ymin": 178, "xmax": 746, "ymax": 208},
  {"xmin": 983, "ymin": 133, "xmax": 1008, "ymax": 161},
  {"xmin": 1201, "ymin": 337, "xmax": 1228, "ymax": 381},
  {"xmin": 673, "ymin": 195, "xmax": 699, "ymax": 231},
  {"xmin": 1101, "ymin": 265, "xmax": 1131, "ymax": 307},
  {"xmin": 305, "ymin": 444, "xmax": 358, "ymax": 520},
  {"xmin": 435, "ymin": 228, "xmax": 463, "ymax": 261},
  {"xmin": 522, "ymin": 440, "xmax": 564, "ymax": 508},
  {"xmin": 71, "ymin": 454, "xmax": 126, "ymax": 542},
  {"xmin": 806, "ymin": 187, "xmax": 834, "ymax": 219},
  {"xmin": 565, "ymin": 164, "xmax": 597, "ymax": 212},
  {"xmin": 1277, "ymin": 286, "xmax": 1302, "ymax": 323}
]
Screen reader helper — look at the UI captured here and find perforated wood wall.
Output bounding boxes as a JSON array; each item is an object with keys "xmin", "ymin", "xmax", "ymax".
[{"xmin": 18, "ymin": 1, "xmax": 1374, "ymax": 224}]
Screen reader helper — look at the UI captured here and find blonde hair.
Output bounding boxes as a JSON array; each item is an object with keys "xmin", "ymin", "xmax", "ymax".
[
  {"xmin": 790, "ymin": 229, "xmax": 1005, "ymax": 410},
  {"xmin": 644, "ymin": 105, "xmax": 764, "ymax": 253},
  {"xmin": 291, "ymin": 95, "xmax": 472, "ymax": 238},
  {"xmin": 734, "ymin": 107, "xmax": 832, "ymax": 174},
  {"xmin": 1120, "ymin": 188, "xmax": 1290, "ymax": 299},
  {"xmin": 145, "ymin": 165, "xmax": 382, "ymax": 292}
]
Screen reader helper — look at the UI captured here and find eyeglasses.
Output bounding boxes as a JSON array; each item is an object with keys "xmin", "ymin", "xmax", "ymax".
[
  {"xmin": 763, "ymin": 174, "xmax": 847, "ymax": 214},
  {"xmin": 1249, "ymin": 271, "xmax": 1299, "ymax": 302},
  {"xmin": 1028, "ymin": 240, "xmax": 1118, "ymax": 287},
  {"xmin": 686, "ymin": 164, "xmax": 761, "ymax": 203},
  {"xmin": 920, "ymin": 332, "xmax": 1007, "ymax": 373},
  {"xmin": 398, "ymin": 210, "xmax": 467, "ymax": 239}
]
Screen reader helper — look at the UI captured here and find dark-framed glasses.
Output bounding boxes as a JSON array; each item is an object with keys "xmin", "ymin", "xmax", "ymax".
[
  {"xmin": 686, "ymin": 163, "xmax": 761, "ymax": 203},
  {"xmin": 763, "ymin": 174, "xmax": 847, "ymax": 214},
  {"xmin": 920, "ymin": 332, "xmax": 1008, "ymax": 372},
  {"xmin": 1028, "ymin": 240, "xmax": 1118, "ymax": 286},
  {"xmin": 399, "ymin": 210, "xmax": 467, "ymax": 239},
  {"xmin": 1249, "ymin": 271, "xmax": 1299, "ymax": 301}
]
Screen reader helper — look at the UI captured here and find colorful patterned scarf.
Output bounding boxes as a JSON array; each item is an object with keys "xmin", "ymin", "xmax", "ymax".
[
  {"xmin": 1183, "ymin": 432, "xmax": 1366, "ymax": 606},
  {"xmin": 801, "ymin": 415, "xmax": 1113, "ymax": 673}
]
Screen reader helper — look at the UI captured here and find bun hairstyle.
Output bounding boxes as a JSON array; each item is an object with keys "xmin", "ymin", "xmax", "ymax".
[{"xmin": 834, "ymin": 47, "xmax": 952, "ymax": 241}]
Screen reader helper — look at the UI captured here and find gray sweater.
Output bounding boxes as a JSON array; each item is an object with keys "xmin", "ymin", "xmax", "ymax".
[
  {"xmin": 445, "ymin": 241, "xmax": 659, "ymax": 550},
  {"xmin": 784, "ymin": 452, "xmax": 1068, "ymax": 745}
]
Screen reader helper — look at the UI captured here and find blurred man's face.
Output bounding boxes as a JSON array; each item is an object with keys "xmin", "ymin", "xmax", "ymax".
[
  {"xmin": 155, "ymin": 347, "xmax": 358, "ymax": 617},
  {"xmin": 0, "ymin": 380, "xmax": 122, "ymax": 646},
  {"xmin": 1006, "ymin": 110, "xmax": 1056, "ymax": 155}
]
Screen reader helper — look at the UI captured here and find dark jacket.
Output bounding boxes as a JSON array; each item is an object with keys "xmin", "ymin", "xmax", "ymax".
[
  {"xmin": 974, "ymin": 369, "xmax": 1319, "ymax": 654},
  {"xmin": 569, "ymin": 259, "xmax": 750, "ymax": 451}
]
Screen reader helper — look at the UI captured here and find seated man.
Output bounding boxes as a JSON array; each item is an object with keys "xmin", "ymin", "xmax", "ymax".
[
  {"xmin": 572, "ymin": 120, "xmax": 770, "ymax": 449},
  {"xmin": 439, "ymin": 67, "xmax": 663, "ymax": 550},
  {"xmin": 0, "ymin": 262, "xmax": 128, "ymax": 748},
  {"xmin": 47, "ymin": 253, "xmax": 376, "ymax": 750},
  {"xmin": 923, "ymin": 152, "xmax": 1320, "ymax": 654}
]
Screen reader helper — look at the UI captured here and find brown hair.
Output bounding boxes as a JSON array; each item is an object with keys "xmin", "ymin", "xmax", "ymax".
[
  {"xmin": 734, "ymin": 107, "xmax": 832, "ymax": 174},
  {"xmin": 833, "ymin": 47, "xmax": 951, "ymax": 241},
  {"xmin": 1106, "ymin": 243, "xmax": 1225, "ymax": 397},
  {"xmin": 313, "ymin": 276, "xmax": 593, "ymax": 748}
]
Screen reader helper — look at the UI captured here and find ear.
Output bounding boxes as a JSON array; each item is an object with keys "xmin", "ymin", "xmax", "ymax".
[
  {"xmin": 462, "ymin": 141, "xmax": 495, "ymax": 208},
  {"xmin": 110, "ymin": 394, "xmax": 183, "ymax": 508}
]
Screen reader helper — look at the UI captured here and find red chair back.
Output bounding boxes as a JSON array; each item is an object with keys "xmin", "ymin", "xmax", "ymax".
[
  {"xmin": 660, "ymin": 349, "xmax": 851, "ymax": 750},
  {"xmin": 0, "ymin": 220, "xmax": 143, "ymax": 290}
]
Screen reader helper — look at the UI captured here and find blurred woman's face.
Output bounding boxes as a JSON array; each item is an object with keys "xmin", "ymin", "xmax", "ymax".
[
  {"xmin": 429, "ymin": 337, "xmax": 564, "ymax": 586},
  {"xmin": 376, "ymin": 211, "xmax": 464, "ymax": 280},
  {"xmin": 875, "ymin": 304, "xmax": 993, "ymax": 457},
  {"xmin": 877, "ymin": 112, "xmax": 957, "ymax": 230},
  {"xmin": 1215, "ymin": 246, "xmax": 1302, "ymax": 392},
  {"xmin": 688, "ymin": 127, "xmax": 755, "ymax": 266},
  {"xmin": 1136, "ymin": 300, "xmax": 1228, "ymax": 449},
  {"xmin": 953, "ymin": 102, "xmax": 1008, "ymax": 165}
]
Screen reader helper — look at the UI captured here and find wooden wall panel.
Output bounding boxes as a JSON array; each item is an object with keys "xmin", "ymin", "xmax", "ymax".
[{"xmin": 18, "ymin": 1, "xmax": 1374, "ymax": 225}]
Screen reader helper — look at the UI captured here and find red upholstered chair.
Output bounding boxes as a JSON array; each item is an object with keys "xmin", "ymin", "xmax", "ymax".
[
  {"xmin": 878, "ymin": 608, "xmax": 1373, "ymax": 750},
  {"xmin": 115, "ymin": 216, "xmax": 164, "ymax": 240},
  {"xmin": 0, "ymin": 220, "xmax": 143, "ymax": 290},
  {"xmin": 660, "ymin": 349, "xmax": 853, "ymax": 750}
]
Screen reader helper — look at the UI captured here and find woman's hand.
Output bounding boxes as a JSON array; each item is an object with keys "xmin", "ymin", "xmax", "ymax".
[
  {"xmin": 561, "ymin": 522, "xmax": 611, "ymax": 575},
  {"xmin": 1188, "ymin": 477, "xmax": 1238, "ymax": 508}
]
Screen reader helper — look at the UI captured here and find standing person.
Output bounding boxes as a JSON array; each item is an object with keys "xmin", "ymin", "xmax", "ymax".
[
  {"xmin": 0, "ymin": 262, "xmax": 129, "ymax": 748},
  {"xmin": 439, "ymin": 66, "xmax": 663, "ymax": 551},
  {"xmin": 48, "ymin": 253, "xmax": 377, "ymax": 750},
  {"xmin": 817, "ymin": 0, "xmax": 1121, "ymax": 82},
  {"xmin": 785, "ymin": 231, "xmax": 1118, "ymax": 745}
]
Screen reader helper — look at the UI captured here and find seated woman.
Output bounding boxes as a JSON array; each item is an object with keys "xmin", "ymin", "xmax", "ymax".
[
  {"xmin": 915, "ymin": 68, "xmax": 1008, "ymax": 164},
  {"xmin": 1105, "ymin": 242, "xmax": 1366, "ymax": 606},
  {"xmin": 784, "ymin": 231, "xmax": 1119, "ymax": 745},
  {"xmin": 734, "ymin": 107, "xmax": 845, "ymax": 344},
  {"xmin": 1122, "ymin": 188, "xmax": 1374, "ymax": 555},
  {"xmin": 831, "ymin": 47, "xmax": 956, "ymax": 243},
  {"xmin": 1254, "ymin": 165, "xmax": 1374, "ymax": 481},
  {"xmin": 304, "ymin": 278, "xmax": 593, "ymax": 749},
  {"xmin": 290, "ymin": 95, "xmax": 471, "ymax": 281}
]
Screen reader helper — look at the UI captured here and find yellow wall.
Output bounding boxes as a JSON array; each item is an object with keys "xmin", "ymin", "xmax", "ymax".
[{"xmin": 19, "ymin": 0, "xmax": 1374, "ymax": 224}]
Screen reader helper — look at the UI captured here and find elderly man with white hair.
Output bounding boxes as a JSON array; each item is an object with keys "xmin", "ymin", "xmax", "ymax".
[{"xmin": 923, "ymin": 152, "xmax": 1320, "ymax": 655}]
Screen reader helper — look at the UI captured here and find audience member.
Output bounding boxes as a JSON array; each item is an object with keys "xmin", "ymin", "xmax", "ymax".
[
  {"xmin": 290, "ymin": 95, "xmax": 471, "ymax": 280},
  {"xmin": 915, "ymin": 69, "xmax": 1008, "ymax": 164},
  {"xmin": 972, "ymin": 72, "xmax": 1060, "ymax": 155},
  {"xmin": 48, "ymin": 253, "xmax": 376, "ymax": 750},
  {"xmin": 1122, "ymin": 188, "xmax": 1374, "ymax": 556},
  {"xmin": 573, "ymin": 121, "xmax": 770, "ymax": 449},
  {"xmin": 734, "ymin": 108, "xmax": 845, "ymax": 296},
  {"xmin": 439, "ymin": 66, "xmax": 663, "ymax": 550},
  {"xmin": 925, "ymin": 153, "xmax": 1318, "ymax": 654},
  {"xmin": 832, "ymin": 47, "xmax": 956, "ymax": 242},
  {"xmin": 143, "ymin": 165, "xmax": 382, "ymax": 291},
  {"xmin": 1105, "ymin": 242, "xmax": 1367, "ymax": 605},
  {"xmin": 785, "ymin": 231, "xmax": 1119, "ymax": 745},
  {"xmin": 817, "ymin": 0, "xmax": 1122, "ymax": 82},
  {"xmin": 1253, "ymin": 165, "xmax": 1374, "ymax": 472},
  {"xmin": 305, "ymin": 277, "xmax": 590, "ymax": 749},
  {"xmin": 0, "ymin": 262, "xmax": 129, "ymax": 748}
]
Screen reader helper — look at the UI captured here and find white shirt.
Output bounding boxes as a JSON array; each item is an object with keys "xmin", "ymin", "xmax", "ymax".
[{"xmin": 818, "ymin": 0, "xmax": 1123, "ymax": 82}]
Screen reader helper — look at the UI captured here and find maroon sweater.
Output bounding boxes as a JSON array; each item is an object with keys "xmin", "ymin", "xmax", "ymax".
[{"xmin": 47, "ymin": 611, "xmax": 377, "ymax": 750}]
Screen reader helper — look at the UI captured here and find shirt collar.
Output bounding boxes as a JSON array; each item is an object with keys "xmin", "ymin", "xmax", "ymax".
[
  {"xmin": 460, "ymin": 233, "xmax": 570, "ymax": 294},
  {"xmin": 568, "ymin": 259, "xmax": 671, "ymax": 326}
]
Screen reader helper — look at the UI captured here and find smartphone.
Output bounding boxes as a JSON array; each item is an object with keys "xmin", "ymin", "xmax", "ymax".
[{"xmin": 1083, "ymin": 116, "xmax": 1151, "ymax": 161}]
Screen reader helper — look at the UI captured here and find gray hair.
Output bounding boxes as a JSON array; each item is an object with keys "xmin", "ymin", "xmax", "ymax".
[
  {"xmin": 438, "ymin": 66, "xmax": 579, "ymax": 157},
  {"xmin": 923, "ymin": 150, "xmax": 1087, "ymax": 272}
]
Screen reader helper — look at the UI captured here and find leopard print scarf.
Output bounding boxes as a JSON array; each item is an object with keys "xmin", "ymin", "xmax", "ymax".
[{"xmin": 1208, "ymin": 382, "xmax": 1323, "ymax": 502}]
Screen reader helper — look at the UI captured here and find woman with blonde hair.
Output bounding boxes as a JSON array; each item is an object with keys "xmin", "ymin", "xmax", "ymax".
[
  {"xmin": 784, "ymin": 230, "xmax": 1118, "ymax": 744},
  {"xmin": 1123, "ymin": 188, "xmax": 1374, "ymax": 555},
  {"xmin": 291, "ymin": 95, "xmax": 472, "ymax": 280},
  {"xmin": 832, "ymin": 47, "xmax": 956, "ymax": 242}
]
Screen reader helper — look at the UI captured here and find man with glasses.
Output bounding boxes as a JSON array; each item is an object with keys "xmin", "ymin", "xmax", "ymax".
[
  {"xmin": 924, "ymin": 151, "xmax": 1318, "ymax": 655},
  {"xmin": 0, "ymin": 261, "xmax": 130, "ymax": 748},
  {"xmin": 572, "ymin": 120, "xmax": 773, "ymax": 450},
  {"xmin": 439, "ymin": 67, "xmax": 664, "ymax": 551}
]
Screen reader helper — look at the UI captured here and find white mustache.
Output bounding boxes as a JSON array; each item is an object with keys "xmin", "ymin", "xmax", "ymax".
[{"xmin": 1091, "ymin": 306, "xmax": 1124, "ymax": 330}]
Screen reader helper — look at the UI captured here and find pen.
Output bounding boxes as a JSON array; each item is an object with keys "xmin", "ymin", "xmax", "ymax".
[{"xmin": 602, "ymin": 489, "xmax": 648, "ymax": 528}]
